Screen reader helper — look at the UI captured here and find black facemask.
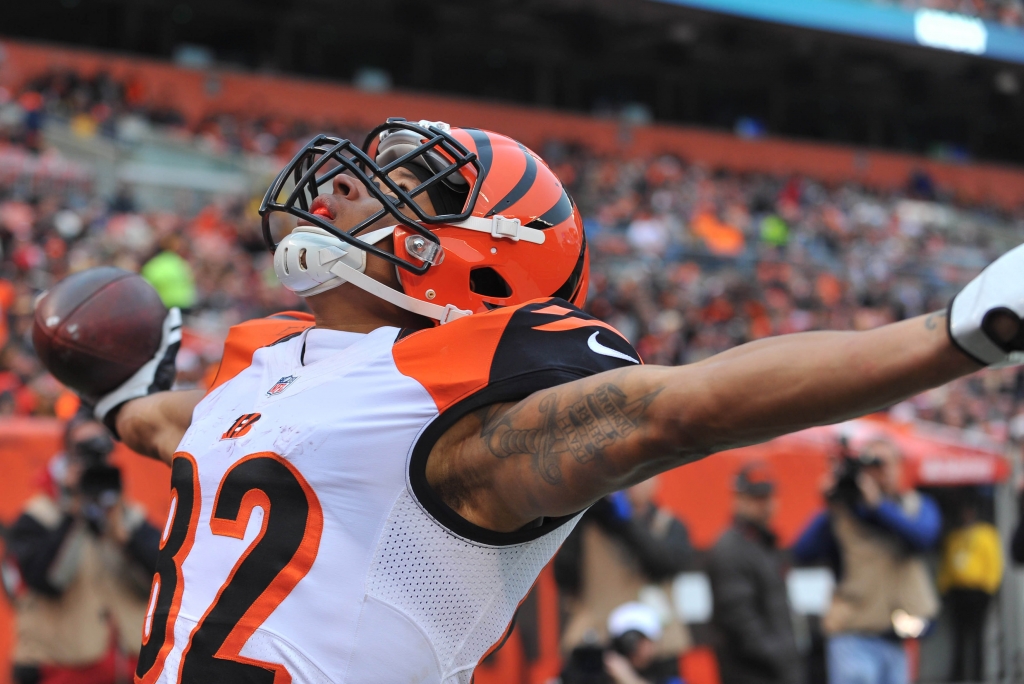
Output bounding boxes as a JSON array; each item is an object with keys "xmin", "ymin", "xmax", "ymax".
[{"xmin": 259, "ymin": 119, "xmax": 483, "ymax": 276}]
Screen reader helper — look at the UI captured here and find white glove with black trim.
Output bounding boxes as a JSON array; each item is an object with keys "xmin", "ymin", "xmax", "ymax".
[
  {"xmin": 94, "ymin": 307, "xmax": 182, "ymax": 434},
  {"xmin": 949, "ymin": 243, "xmax": 1024, "ymax": 368}
]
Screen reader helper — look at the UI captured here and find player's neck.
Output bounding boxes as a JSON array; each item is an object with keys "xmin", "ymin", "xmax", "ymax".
[{"xmin": 307, "ymin": 285, "xmax": 431, "ymax": 334}]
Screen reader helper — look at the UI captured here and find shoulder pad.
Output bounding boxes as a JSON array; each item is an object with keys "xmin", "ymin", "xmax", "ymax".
[
  {"xmin": 207, "ymin": 311, "xmax": 315, "ymax": 394},
  {"xmin": 393, "ymin": 298, "xmax": 638, "ymax": 412}
]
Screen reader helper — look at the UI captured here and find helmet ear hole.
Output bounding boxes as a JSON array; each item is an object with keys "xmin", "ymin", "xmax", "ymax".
[{"xmin": 469, "ymin": 267, "xmax": 512, "ymax": 299}]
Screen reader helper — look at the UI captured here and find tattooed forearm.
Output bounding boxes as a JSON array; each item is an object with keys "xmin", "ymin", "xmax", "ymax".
[
  {"xmin": 924, "ymin": 310, "xmax": 947, "ymax": 330},
  {"xmin": 478, "ymin": 383, "xmax": 663, "ymax": 485}
]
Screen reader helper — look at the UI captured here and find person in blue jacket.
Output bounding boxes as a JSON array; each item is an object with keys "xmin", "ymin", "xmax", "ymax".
[{"xmin": 793, "ymin": 439, "xmax": 941, "ymax": 684}]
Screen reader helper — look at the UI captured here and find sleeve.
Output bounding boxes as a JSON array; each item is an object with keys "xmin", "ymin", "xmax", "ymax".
[
  {"xmin": 124, "ymin": 518, "xmax": 162, "ymax": 573},
  {"xmin": 553, "ymin": 523, "xmax": 584, "ymax": 597},
  {"xmin": 791, "ymin": 511, "xmax": 837, "ymax": 565},
  {"xmin": 709, "ymin": 537, "xmax": 790, "ymax": 676},
  {"xmin": 206, "ymin": 311, "xmax": 315, "ymax": 394},
  {"xmin": 1013, "ymin": 496, "xmax": 1024, "ymax": 565},
  {"xmin": 981, "ymin": 525, "xmax": 1004, "ymax": 594},
  {"xmin": 394, "ymin": 298, "xmax": 641, "ymax": 546},
  {"xmin": 866, "ymin": 494, "xmax": 942, "ymax": 551},
  {"xmin": 625, "ymin": 516, "xmax": 692, "ymax": 581},
  {"xmin": 589, "ymin": 500, "xmax": 692, "ymax": 581},
  {"xmin": 936, "ymin": 536, "xmax": 953, "ymax": 595},
  {"xmin": 5, "ymin": 512, "xmax": 81, "ymax": 597}
]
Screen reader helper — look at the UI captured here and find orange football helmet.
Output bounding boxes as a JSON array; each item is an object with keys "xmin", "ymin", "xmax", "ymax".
[{"xmin": 259, "ymin": 119, "xmax": 588, "ymax": 324}]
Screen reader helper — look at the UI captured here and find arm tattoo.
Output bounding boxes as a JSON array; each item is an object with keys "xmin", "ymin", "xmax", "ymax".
[
  {"xmin": 478, "ymin": 383, "xmax": 663, "ymax": 485},
  {"xmin": 924, "ymin": 310, "xmax": 947, "ymax": 330}
]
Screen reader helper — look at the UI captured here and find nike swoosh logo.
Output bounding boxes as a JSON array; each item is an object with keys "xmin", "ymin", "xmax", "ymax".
[{"xmin": 587, "ymin": 332, "xmax": 639, "ymax": 364}]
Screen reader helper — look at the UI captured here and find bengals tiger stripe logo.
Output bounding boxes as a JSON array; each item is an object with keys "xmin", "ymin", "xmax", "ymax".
[{"xmin": 221, "ymin": 413, "xmax": 261, "ymax": 440}]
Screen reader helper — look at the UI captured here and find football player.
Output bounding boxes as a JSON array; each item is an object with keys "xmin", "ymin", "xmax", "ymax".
[{"xmin": 58, "ymin": 120, "xmax": 1023, "ymax": 683}]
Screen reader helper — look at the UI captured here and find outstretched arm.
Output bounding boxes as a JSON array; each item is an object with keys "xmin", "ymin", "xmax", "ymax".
[
  {"xmin": 115, "ymin": 390, "xmax": 203, "ymax": 466},
  {"xmin": 431, "ymin": 311, "xmax": 981, "ymax": 532}
]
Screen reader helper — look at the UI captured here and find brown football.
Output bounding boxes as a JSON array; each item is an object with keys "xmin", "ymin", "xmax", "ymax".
[{"xmin": 33, "ymin": 267, "xmax": 167, "ymax": 398}]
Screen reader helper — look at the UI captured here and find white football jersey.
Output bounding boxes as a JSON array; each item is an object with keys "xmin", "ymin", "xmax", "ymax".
[{"xmin": 135, "ymin": 299, "xmax": 639, "ymax": 684}]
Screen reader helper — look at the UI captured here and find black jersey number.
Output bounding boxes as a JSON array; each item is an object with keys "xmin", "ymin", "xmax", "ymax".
[
  {"xmin": 136, "ymin": 452, "xmax": 323, "ymax": 684},
  {"xmin": 137, "ymin": 453, "xmax": 201, "ymax": 683}
]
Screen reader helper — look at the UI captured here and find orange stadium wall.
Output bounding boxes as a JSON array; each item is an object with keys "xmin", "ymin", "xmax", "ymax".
[{"xmin": 4, "ymin": 39, "xmax": 1024, "ymax": 209}]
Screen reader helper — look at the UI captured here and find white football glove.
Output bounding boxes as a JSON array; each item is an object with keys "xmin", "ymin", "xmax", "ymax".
[
  {"xmin": 94, "ymin": 307, "xmax": 182, "ymax": 433},
  {"xmin": 949, "ymin": 243, "xmax": 1024, "ymax": 368}
]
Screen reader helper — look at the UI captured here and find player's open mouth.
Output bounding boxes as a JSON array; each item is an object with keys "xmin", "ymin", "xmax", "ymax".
[{"xmin": 309, "ymin": 196, "xmax": 337, "ymax": 221}]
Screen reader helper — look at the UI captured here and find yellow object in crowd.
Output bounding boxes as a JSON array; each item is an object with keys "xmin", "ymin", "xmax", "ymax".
[{"xmin": 937, "ymin": 522, "xmax": 1004, "ymax": 595}]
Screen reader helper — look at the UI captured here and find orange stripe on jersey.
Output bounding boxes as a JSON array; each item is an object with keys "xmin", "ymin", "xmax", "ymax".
[
  {"xmin": 393, "ymin": 305, "xmax": 520, "ymax": 412},
  {"xmin": 532, "ymin": 304, "xmax": 574, "ymax": 317},
  {"xmin": 530, "ymin": 317, "xmax": 621, "ymax": 334},
  {"xmin": 207, "ymin": 312, "xmax": 315, "ymax": 394},
  {"xmin": 393, "ymin": 298, "xmax": 637, "ymax": 412}
]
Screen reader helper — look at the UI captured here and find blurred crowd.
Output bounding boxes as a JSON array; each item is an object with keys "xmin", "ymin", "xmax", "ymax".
[
  {"xmin": 871, "ymin": 0, "xmax": 1024, "ymax": 26},
  {"xmin": 1, "ymin": 66, "xmax": 1024, "ymax": 684},
  {"xmin": 1, "ymin": 68, "xmax": 1023, "ymax": 447},
  {"xmin": 0, "ymin": 68, "xmax": 360, "ymax": 158}
]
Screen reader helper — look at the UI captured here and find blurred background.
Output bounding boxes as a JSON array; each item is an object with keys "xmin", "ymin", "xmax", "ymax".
[{"xmin": 0, "ymin": 0, "xmax": 1023, "ymax": 683}]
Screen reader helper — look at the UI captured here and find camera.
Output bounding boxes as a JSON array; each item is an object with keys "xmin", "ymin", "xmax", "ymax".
[
  {"xmin": 79, "ymin": 464, "xmax": 122, "ymax": 508},
  {"xmin": 69, "ymin": 433, "xmax": 121, "ymax": 529},
  {"xmin": 73, "ymin": 433, "xmax": 115, "ymax": 468},
  {"xmin": 826, "ymin": 437, "xmax": 882, "ymax": 507},
  {"xmin": 565, "ymin": 645, "xmax": 608, "ymax": 679},
  {"xmin": 562, "ymin": 630, "xmax": 654, "ymax": 684}
]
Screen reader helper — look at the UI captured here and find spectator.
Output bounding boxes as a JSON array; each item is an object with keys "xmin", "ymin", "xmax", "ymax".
[
  {"xmin": 557, "ymin": 477, "xmax": 693, "ymax": 660},
  {"xmin": 1013, "ymin": 489, "xmax": 1024, "ymax": 565},
  {"xmin": 605, "ymin": 603, "xmax": 682, "ymax": 684},
  {"xmin": 140, "ymin": 234, "xmax": 196, "ymax": 311},
  {"xmin": 1, "ymin": 414, "xmax": 161, "ymax": 684},
  {"xmin": 936, "ymin": 490, "xmax": 1004, "ymax": 682},
  {"xmin": 709, "ymin": 463, "xmax": 801, "ymax": 684},
  {"xmin": 560, "ymin": 602, "xmax": 682, "ymax": 684},
  {"xmin": 793, "ymin": 439, "xmax": 942, "ymax": 684}
]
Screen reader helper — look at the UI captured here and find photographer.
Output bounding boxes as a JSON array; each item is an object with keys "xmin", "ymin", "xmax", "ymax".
[
  {"xmin": 2, "ymin": 414, "xmax": 161, "ymax": 684},
  {"xmin": 557, "ymin": 476, "xmax": 693, "ymax": 659},
  {"xmin": 561, "ymin": 602, "xmax": 683, "ymax": 684},
  {"xmin": 792, "ymin": 439, "xmax": 941, "ymax": 684}
]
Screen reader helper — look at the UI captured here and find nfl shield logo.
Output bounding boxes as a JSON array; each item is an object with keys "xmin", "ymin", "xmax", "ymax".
[{"xmin": 266, "ymin": 375, "xmax": 297, "ymax": 396}]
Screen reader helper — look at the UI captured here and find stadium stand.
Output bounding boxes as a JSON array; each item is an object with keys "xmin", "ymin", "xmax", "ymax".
[{"xmin": 1, "ymin": 41, "xmax": 1022, "ymax": 444}]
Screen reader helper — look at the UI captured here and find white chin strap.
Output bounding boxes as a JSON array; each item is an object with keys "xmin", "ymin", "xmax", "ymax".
[
  {"xmin": 273, "ymin": 224, "xmax": 473, "ymax": 325},
  {"xmin": 326, "ymin": 258, "xmax": 472, "ymax": 325}
]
